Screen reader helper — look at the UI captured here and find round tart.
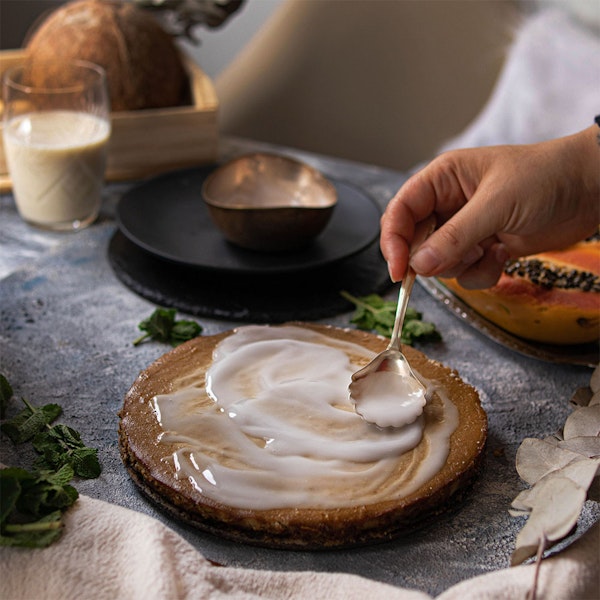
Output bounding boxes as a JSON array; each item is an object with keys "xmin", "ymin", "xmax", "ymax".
[{"xmin": 119, "ymin": 323, "xmax": 487, "ymax": 549}]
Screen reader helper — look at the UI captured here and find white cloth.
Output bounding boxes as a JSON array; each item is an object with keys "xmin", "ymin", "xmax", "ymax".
[
  {"xmin": 1, "ymin": 495, "xmax": 598, "ymax": 600},
  {"xmin": 441, "ymin": 7, "xmax": 600, "ymax": 151}
]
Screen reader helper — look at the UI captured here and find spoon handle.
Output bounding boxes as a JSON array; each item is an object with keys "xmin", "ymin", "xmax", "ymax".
[
  {"xmin": 386, "ymin": 215, "xmax": 435, "ymax": 353},
  {"xmin": 388, "ymin": 267, "xmax": 416, "ymax": 352}
]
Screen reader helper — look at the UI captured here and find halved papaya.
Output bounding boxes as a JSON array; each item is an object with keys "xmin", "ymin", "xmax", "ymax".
[{"xmin": 441, "ymin": 238, "xmax": 600, "ymax": 345}]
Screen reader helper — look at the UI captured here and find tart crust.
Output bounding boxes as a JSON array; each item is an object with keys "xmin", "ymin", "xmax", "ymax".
[{"xmin": 118, "ymin": 323, "xmax": 487, "ymax": 549}]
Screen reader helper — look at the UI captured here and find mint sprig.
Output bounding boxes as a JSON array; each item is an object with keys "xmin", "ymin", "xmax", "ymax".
[
  {"xmin": 33, "ymin": 424, "xmax": 101, "ymax": 479},
  {"xmin": 341, "ymin": 291, "xmax": 441, "ymax": 345},
  {"xmin": 1, "ymin": 397, "xmax": 62, "ymax": 444},
  {"xmin": 133, "ymin": 307, "xmax": 203, "ymax": 347},
  {"xmin": 0, "ymin": 374, "xmax": 13, "ymax": 419},
  {"xmin": 0, "ymin": 375, "xmax": 101, "ymax": 548}
]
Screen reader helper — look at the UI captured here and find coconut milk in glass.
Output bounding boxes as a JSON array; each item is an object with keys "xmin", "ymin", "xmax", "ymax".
[{"xmin": 2, "ymin": 60, "xmax": 110, "ymax": 231}]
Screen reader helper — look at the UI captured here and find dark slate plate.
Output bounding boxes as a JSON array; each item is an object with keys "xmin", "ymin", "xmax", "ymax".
[
  {"xmin": 115, "ymin": 166, "xmax": 381, "ymax": 275},
  {"xmin": 108, "ymin": 229, "xmax": 392, "ymax": 323}
]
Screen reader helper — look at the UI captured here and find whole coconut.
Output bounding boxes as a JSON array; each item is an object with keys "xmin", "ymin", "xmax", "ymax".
[{"xmin": 25, "ymin": 0, "xmax": 188, "ymax": 111}]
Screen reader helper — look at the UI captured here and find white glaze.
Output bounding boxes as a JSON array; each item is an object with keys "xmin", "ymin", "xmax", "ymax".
[
  {"xmin": 351, "ymin": 370, "xmax": 427, "ymax": 428},
  {"xmin": 153, "ymin": 325, "xmax": 459, "ymax": 510}
]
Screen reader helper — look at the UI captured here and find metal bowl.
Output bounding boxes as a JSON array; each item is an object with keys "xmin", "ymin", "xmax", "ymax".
[{"xmin": 202, "ymin": 153, "xmax": 337, "ymax": 252}]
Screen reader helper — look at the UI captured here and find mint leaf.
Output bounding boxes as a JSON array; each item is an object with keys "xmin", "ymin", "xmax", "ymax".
[
  {"xmin": 0, "ymin": 376, "xmax": 102, "ymax": 548},
  {"xmin": 70, "ymin": 447, "xmax": 102, "ymax": 479},
  {"xmin": 33, "ymin": 425, "xmax": 101, "ymax": 479},
  {"xmin": 135, "ymin": 307, "xmax": 177, "ymax": 345},
  {"xmin": 0, "ymin": 510, "xmax": 64, "ymax": 548},
  {"xmin": 341, "ymin": 291, "xmax": 441, "ymax": 345},
  {"xmin": 171, "ymin": 320, "xmax": 203, "ymax": 346},
  {"xmin": 15, "ymin": 465, "xmax": 78, "ymax": 517},
  {"xmin": 0, "ymin": 468, "xmax": 30, "ymax": 523},
  {"xmin": 0, "ymin": 374, "xmax": 13, "ymax": 419},
  {"xmin": 1, "ymin": 399, "xmax": 62, "ymax": 444},
  {"xmin": 134, "ymin": 307, "xmax": 203, "ymax": 346},
  {"xmin": 401, "ymin": 319, "xmax": 442, "ymax": 345},
  {"xmin": 0, "ymin": 465, "xmax": 78, "ymax": 548}
]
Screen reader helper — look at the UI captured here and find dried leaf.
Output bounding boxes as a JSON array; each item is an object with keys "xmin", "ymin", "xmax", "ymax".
[
  {"xmin": 515, "ymin": 438, "xmax": 586, "ymax": 486},
  {"xmin": 590, "ymin": 364, "xmax": 600, "ymax": 394},
  {"xmin": 510, "ymin": 365, "xmax": 600, "ymax": 571},
  {"xmin": 511, "ymin": 458, "xmax": 599, "ymax": 512},
  {"xmin": 558, "ymin": 436, "xmax": 600, "ymax": 459},
  {"xmin": 511, "ymin": 476, "xmax": 584, "ymax": 565},
  {"xmin": 510, "ymin": 459, "xmax": 600, "ymax": 566},
  {"xmin": 589, "ymin": 477, "xmax": 600, "ymax": 503},
  {"xmin": 563, "ymin": 404, "xmax": 600, "ymax": 439},
  {"xmin": 570, "ymin": 386, "xmax": 592, "ymax": 408}
]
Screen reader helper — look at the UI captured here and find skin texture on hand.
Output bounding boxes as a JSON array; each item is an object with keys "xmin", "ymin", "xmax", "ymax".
[{"xmin": 380, "ymin": 125, "xmax": 600, "ymax": 289}]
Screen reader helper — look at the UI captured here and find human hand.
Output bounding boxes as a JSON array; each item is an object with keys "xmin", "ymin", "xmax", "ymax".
[{"xmin": 380, "ymin": 125, "xmax": 600, "ymax": 289}]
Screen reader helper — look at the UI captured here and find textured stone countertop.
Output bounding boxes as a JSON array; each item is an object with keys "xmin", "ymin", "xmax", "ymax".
[{"xmin": 1, "ymin": 137, "xmax": 597, "ymax": 597}]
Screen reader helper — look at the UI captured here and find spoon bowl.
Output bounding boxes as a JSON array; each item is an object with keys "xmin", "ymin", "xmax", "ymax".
[
  {"xmin": 350, "ymin": 217, "xmax": 435, "ymax": 428},
  {"xmin": 349, "ymin": 268, "xmax": 430, "ymax": 428}
]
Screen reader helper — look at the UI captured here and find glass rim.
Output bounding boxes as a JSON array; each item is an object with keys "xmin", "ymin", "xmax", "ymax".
[{"xmin": 3, "ymin": 59, "xmax": 107, "ymax": 95}]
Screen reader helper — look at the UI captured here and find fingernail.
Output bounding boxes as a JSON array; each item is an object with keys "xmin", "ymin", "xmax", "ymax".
[
  {"xmin": 410, "ymin": 246, "xmax": 442, "ymax": 275},
  {"xmin": 387, "ymin": 261, "xmax": 399, "ymax": 283}
]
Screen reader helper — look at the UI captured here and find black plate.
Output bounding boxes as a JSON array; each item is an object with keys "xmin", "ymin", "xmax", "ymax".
[
  {"xmin": 108, "ymin": 229, "xmax": 392, "ymax": 323},
  {"xmin": 116, "ymin": 165, "xmax": 381, "ymax": 275}
]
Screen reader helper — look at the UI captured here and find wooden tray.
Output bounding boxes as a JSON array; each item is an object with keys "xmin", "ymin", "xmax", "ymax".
[{"xmin": 0, "ymin": 49, "xmax": 219, "ymax": 192}]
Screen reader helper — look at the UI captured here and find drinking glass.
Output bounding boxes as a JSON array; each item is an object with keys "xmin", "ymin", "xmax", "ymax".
[{"xmin": 2, "ymin": 60, "xmax": 111, "ymax": 231}]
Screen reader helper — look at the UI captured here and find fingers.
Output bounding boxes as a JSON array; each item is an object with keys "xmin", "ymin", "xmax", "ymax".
[
  {"xmin": 433, "ymin": 244, "xmax": 485, "ymax": 279},
  {"xmin": 381, "ymin": 148, "xmax": 516, "ymax": 287},
  {"xmin": 453, "ymin": 242, "xmax": 510, "ymax": 289},
  {"xmin": 381, "ymin": 151, "xmax": 488, "ymax": 282},
  {"xmin": 379, "ymin": 202, "xmax": 412, "ymax": 283},
  {"xmin": 381, "ymin": 127, "xmax": 599, "ymax": 289},
  {"xmin": 380, "ymin": 165, "xmax": 457, "ymax": 282}
]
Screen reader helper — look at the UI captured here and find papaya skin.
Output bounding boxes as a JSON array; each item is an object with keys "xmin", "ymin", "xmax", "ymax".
[{"xmin": 441, "ymin": 239, "xmax": 600, "ymax": 346}]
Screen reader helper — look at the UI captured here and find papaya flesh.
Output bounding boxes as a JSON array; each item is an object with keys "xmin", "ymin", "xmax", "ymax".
[{"xmin": 441, "ymin": 238, "xmax": 600, "ymax": 346}]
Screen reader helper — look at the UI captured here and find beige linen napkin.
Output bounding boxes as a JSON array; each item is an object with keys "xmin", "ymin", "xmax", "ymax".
[{"xmin": 1, "ymin": 495, "xmax": 598, "ymax": 600}]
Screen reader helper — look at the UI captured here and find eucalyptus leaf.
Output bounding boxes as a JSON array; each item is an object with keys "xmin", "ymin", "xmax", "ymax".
[
  {"xmin": 511, "ymin": 458, "xmax": 599, "ymax": 567},
  {"xmin": 590, "ymin": 364, "xmax": 600, "ymax": 393},
  {"xmin": 570, "ymin": 386, "xmax": 592, "ymax": 408},
  {"xmin": 558, "ymin": 436, "xmax": 600, "ymax": 459},
  {"xmin": 510, "ymin": 365, "xmax": 600, "ymax": 570},
  {"xmin": 515, "ymin": 438, "xmax": 588, "ymax": 486},
  {"xmin": 511, "ymin": 474, "xmax": 588, "ymax": 566},
  {"xmin": 563, "ymin": 404, "xmax": 600, "ymax": 439}
]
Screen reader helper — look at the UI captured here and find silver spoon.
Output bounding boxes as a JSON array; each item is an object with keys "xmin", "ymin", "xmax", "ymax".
[{"xmin": 349, "ymin": 219, "xmax": 434, "ymax": 428}]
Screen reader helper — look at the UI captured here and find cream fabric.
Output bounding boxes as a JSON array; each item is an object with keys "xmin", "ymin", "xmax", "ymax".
[
  {"xmin": 1, "ymin": 495, "xmax": 598, "ymax": 600},
  {"xmin": 440, "ymin": 7, "xmax": 600, "ymax": 151}
]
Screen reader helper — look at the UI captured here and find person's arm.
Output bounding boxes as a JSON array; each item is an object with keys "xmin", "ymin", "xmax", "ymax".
[{"xmin": 380, "ymin": 124, "xmax": 600, "ymax": 289}]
